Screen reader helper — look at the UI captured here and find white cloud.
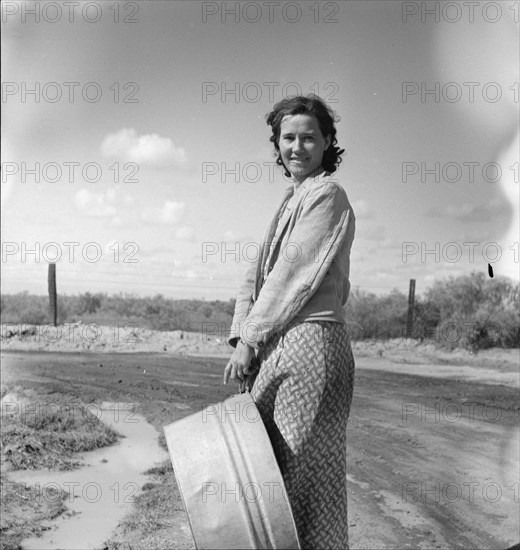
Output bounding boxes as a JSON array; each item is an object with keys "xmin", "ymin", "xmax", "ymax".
[
  {"xmin": 175, "ymin": 226, "xmax": 195, "ymax": 241},
  {"xmin": 109, "ymin": 216, "xmax": 124, "ymax": 227},
  {"xmin": 357, "ymin": 223, "xmax": 387, "ymax": 242},
  {"xmin": 74, "ymin": 188, "xmax": 117, "ymax": 217},
  {"xmin": 426, "ymin": 200, "xmax": 505, "ymax": 223},
  {"xmin": 223, "ymin": 230, "xmax": 253, "ymax": 243},
  {"xmin": 351, "ymin": 199, "xmax": 374, "ymax": 220},
  {"xmin": 142, "ymin": 201, "xmax": 185, "ymax": 225},
  {"xmin": 106, "ymin": 188, "xmax": 117, "ymax": 201},
  {"xmin": 101, "ymin": 128, "xmax": 187, "ymax": 167},
  {"xmin": 1, "ymin": 179, "xmax": 14, "ymax": 206},
  {"xmin": 223, "ymin": 230, "xmax": 240, "ymax": 241}
]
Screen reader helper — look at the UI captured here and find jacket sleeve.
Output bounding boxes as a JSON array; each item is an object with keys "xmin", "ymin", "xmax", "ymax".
[
  {"xmin": 226, "ymin": 243, "xmax": 260, "ymax": 348},
  {"xmin": 239, "ymin": 182, "xmax": 353, "ymax": 349}
]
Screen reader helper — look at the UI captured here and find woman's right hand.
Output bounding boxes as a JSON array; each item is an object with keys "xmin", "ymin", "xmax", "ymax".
[{"xmin": 223, "ymin": 340, "xmax": 255, "ymax": 385}]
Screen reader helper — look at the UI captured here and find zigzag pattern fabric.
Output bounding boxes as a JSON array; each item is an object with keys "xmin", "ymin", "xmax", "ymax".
[{"xmin": 250, "ymin": 321, "xmax": 355, "ymax": 550}]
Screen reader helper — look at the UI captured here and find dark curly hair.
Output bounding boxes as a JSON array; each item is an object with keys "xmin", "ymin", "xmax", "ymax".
[{"xmin": 265, "ymin": 94, "xmax": 344, "ymax": 177}]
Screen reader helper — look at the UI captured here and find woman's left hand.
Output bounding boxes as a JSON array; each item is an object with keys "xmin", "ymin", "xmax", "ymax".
[{"xmin": 223, "ymin": 341, "xmax": 255, "ymax": 384}]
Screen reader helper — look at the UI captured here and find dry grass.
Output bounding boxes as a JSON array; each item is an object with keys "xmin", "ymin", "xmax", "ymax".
[
  {"xmin": 0, "ymin": 477, "xmax": 68, "ymax": 550},
  {"xmin": 106, "ymin": 459, "xmax": 191, "ymax": 550},
  {"xmin": 1, "ymin": 388, "xmax": 119, "ymax": 471}
]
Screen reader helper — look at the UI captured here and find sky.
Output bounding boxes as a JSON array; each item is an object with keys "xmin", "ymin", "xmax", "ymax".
[{"xmin": 1, "ymin": 0, "xmax": 519, "ymax": 301}]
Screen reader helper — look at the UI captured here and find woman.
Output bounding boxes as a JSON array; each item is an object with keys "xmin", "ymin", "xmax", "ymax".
[{"xmin": 223, "ymin": 94, "xmax": 356, "ymax": 550}]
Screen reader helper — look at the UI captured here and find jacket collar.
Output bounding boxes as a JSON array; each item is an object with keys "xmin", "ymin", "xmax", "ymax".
[
  {"xmin": 280, "ymin": 170, "xmax": 332, "ymax": 219},
  {"xmin": 291, "ymin": 168, "xmax": 330, "ymax": 198}
]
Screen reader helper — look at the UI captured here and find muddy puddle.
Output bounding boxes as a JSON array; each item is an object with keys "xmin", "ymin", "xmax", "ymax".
[{"xmin": 8, "ymin": 402, "xmax": 168, "ymax": 550}]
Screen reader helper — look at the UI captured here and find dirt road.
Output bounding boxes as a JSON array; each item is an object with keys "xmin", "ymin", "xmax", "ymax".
[{"xmin": 1, "ymin": 348, "xmax": 518, "ymax": 549}]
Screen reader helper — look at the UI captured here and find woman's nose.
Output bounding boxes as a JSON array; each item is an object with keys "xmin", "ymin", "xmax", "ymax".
[{"xmin": 293, "ymin": 138, "xmax": 304, "ymax": 152}]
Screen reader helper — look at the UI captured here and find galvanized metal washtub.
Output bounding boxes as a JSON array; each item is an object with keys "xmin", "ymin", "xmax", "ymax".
[{"xmin": 163, "ymin": 392, "xmax": 301, "ymax": 549}]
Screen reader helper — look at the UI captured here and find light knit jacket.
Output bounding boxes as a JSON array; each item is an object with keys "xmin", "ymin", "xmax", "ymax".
[{"xmin": 228, "ymin": 170, "xmax": 356, "ymax": 351}]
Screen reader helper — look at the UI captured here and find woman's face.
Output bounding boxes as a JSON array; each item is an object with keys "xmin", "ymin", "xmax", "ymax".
[{"xmin": 278, "ymin": 114, "xmax": 331, "ymax": 183}]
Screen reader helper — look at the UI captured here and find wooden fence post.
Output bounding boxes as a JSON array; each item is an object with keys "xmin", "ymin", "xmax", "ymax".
[
  {"xmin": 48, "ymin": 263, "xmax": 57, "ymax": 327},
  {"xmin": 406, "ymin": 278, "xmax": 415, "ymax": 338}
]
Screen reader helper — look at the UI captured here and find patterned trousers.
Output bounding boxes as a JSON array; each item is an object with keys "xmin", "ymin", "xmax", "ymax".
[{"xmin": 250, "ymin": 321, "xmax": 356, "ymax": 550}]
